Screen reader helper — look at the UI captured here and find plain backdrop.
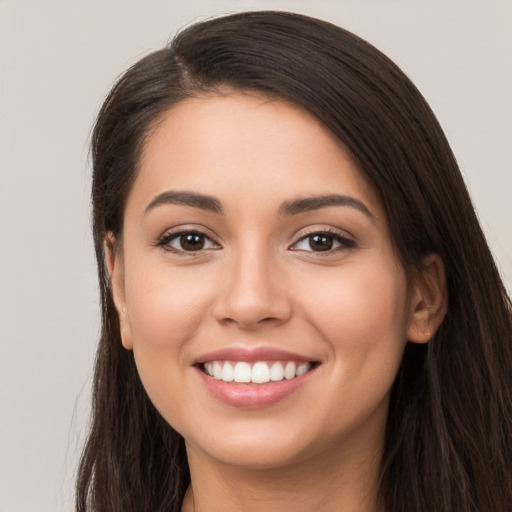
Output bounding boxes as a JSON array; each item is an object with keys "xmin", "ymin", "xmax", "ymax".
[{"xmin": 0, "ymin": 1, "xmax": 510, "ymax": 511}]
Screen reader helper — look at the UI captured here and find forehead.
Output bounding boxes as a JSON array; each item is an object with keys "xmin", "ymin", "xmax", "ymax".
[{"xmin": 131, "ymin": 92, "xmax": 383, "ymax": 220}]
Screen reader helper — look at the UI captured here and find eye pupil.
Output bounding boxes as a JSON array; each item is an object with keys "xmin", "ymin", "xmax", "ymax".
[
  {"xmin": 180, "ymin": 233, "xmax": 205, "ymax": 251},
  {"xmin": 310, "ymin": 234, "xmax": 333, "ymax": 251}
]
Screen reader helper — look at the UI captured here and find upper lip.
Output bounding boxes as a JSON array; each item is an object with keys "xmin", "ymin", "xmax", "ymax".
[{"xmin": 193, "ymin": 346, "xmax": 318, "ymax": 365}]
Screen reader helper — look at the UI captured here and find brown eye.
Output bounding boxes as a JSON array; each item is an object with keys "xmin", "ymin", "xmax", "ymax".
[
  {"xmin": 179, "ymin": 233, "xmax": 205, "ymax": 251},
  {"xmin": 308, "ymin": 234, "xmax": 334, "ymax": 251},
  {"xmin": 290, "ymin": 231, "xmax": 355, "ymax": 253},
  {"xmin": 159, "ymin": 230, "xmax": 220, "ymax": 253}
]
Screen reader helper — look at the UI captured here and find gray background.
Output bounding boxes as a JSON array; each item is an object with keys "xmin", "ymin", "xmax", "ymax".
[{"xmin": 0, "ymin": 1, "xmax": 510, "ymax": 511}]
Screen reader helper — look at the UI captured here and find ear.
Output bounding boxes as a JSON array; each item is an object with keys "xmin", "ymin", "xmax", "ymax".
[
  {"xmin": 105, "ymin": 233, "xmax": 133, "ymax": 350},
  {"xmin": 407, "ymin": 253, "xmax": 448, "ymax": 344}
]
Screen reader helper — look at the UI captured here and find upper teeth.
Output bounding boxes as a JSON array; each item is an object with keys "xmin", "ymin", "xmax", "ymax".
[{"xmin": 203, "ymin": 361, "xmax": 312, "ymax": 383}]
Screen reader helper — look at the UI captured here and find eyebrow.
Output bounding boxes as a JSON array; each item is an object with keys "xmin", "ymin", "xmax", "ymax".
[
  {"xmin": 144, "ymin": 191, "xmax": 373, "ymax": 220},
  {"xmin": 144, "ymin": 191, "xmax": 223, "ymax": 215},
  {"xmin": 278, "ymin": 194, "xmax": 374, "ymax": 220}
]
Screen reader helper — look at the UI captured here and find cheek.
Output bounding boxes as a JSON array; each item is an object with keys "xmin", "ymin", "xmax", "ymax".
[
  {"xmin": 297, "ymin": 259, "xmax": 409, "ymax": 385},
  {"xmin": 126, "ymin": 261, "xmax": 213, "ymax": 345},
  {"xmin": 123, "ymin": 260, "xmax": 215, "ymax": 410}
]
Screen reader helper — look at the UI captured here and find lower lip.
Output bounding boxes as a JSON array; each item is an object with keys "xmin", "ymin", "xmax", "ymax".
[{"xmin": 196, "ymin": 367, "xmax": 315, "ymax": 408}]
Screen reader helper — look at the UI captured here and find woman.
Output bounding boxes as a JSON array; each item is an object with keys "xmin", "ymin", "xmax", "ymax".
[{"xmin": 76, "ymin": 11, "xmax": 512, "ymax": 512}]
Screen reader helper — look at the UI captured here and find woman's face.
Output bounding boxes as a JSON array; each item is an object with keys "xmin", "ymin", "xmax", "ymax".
[{"xmin": 110, "ymin": 92, "xmax": 423, "ymax": 470}]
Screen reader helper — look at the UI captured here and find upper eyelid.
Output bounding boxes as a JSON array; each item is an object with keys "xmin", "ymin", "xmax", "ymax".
[
  {"xmin": 291, "ymin": 225, "xmax": 355, "ymax": 241},
  {"xmin": 159, "ymin": 225, "xmax": 218, "ymax": 240}
]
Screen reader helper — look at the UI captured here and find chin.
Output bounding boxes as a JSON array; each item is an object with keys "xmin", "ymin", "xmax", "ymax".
[{"xmin": 188, "ymin": 429, "xmax": 317, "ymax": 470}]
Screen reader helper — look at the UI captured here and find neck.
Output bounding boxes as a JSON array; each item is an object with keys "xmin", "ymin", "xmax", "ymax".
[{"xmin": 182, "ymin": 429, "xmax": 384, "ymax": 512}]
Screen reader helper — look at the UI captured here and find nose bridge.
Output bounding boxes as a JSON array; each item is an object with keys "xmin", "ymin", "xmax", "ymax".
[{"xmin": 214, "ymin": 240, "xmax": 291, "ymax": 328}]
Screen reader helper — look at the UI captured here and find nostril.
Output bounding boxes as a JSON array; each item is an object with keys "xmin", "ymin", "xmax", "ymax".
[
  {"xmin": 229, "ymin": 316, "xmax": 288, "ymax": 330},
  {"xmin": 261, "ymin": 316, "xmax": 281, "ymax": 323},
  {"xmin": 212, "ymin": 273, "xmax": 293, "ymax": 329}
]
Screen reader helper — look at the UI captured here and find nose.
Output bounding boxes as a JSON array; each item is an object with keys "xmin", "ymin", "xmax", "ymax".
[{"xmin": 212, "ymin": 245, "xmax": 292, "ymax": 330}]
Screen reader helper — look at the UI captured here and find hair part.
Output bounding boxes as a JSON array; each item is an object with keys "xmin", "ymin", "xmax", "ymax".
[{"xmin": 78, "ymin": 11, "xmax": 512, "ymax": 512}]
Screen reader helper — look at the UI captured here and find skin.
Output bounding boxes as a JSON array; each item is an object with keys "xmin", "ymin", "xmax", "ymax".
[{"xmin": 107, "ymin": 92, "xmax": 447, "ymax": 512}]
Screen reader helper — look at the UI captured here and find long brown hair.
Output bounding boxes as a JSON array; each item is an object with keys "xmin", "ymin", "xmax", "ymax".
[{"xmin": 77, "ymin": 11, "xmax": 512, "ymax": 512}]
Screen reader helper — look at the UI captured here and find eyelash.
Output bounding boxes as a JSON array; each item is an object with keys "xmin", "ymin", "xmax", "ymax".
[
  {"xmin": 290, "ymin": 228, "xmax": 356, "ymax": 254},
  {"xmin": 155, "ymin": 227, "xmax": 355, "ymax": 255},
  {"xmin": 155, "ymin": 229, "xmax": 220, "ymax": 255}
]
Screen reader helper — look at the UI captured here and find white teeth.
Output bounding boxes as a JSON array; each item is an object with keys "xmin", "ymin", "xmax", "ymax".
[
  {"xmin": 212, "ymin": 361, "xmax": 222, "ymax": 380},
  {"xmin": 296, "ymin": 362, "xmax": 311, "ymax": 376},
  {"xmin": 234, "ymin": 362, "xmax": 252, "ymax": 383},
  {"xmin": 251, "ymin": 362, "xmax": 270, "ymax": 383},
  {"xmin": 204, "ymin": 362, "xmax": 214, "ymax": 376},
  {"xmin": 270, "ymin": 361, "xmax": 284, "ymax": 381},
  {"xmin": 204, "ymin": 360, "xmax": 314, "ymax": 383},
  {"xmin": 221, "ymin": 362, "xmax": 234, "ymax": 382},
  {"xmin": 284, "ymin": 361, "xmax": 296, "ymax": 380}
]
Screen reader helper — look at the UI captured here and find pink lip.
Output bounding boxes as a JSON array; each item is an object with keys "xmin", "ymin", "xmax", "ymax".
[
  {"xmin": 196, "ymin": 366, "xmax": 316, "ymax": 408},
  {"xmin": 193, "ymin": 346, "xmax": 315, "ymax": 364},
  {"xmin": 193, "ymin": 346, "xmax": 320, "ymax": 408}
]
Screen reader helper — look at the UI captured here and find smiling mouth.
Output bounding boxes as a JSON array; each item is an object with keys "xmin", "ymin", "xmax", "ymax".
[{"xmin": 199, "ymin": 360, "xmax": 318, "ymax": 384}]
